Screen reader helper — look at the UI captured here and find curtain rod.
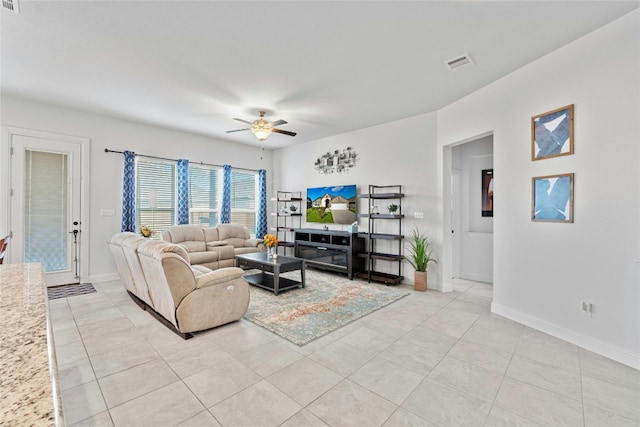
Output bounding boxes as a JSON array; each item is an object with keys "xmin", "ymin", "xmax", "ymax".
[{"xmin": 104, "ymin": 148, "xmax": 260, "ymax": 173}]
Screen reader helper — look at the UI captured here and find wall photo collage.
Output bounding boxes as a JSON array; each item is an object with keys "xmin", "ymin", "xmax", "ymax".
[{"xmin": 531, "ymin": 104, "xmax": 575, "ymax": 223}]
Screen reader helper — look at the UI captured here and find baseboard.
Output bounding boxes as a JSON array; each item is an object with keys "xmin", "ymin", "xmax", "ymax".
[
  {"xmin": 460, "ymin": 272, "xmax": 493, "ymax": 283},
  {"xmin": 491, "ymin": 302, "xmax": 640, "ymax": 369},
  {"xmin": 89, "ymin": 273, "xmax": 119, "ymax": 283}
]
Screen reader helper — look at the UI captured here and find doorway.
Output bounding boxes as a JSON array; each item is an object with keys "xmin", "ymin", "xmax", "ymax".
[
  {"xmin": 7, "ymin": 128, "xmax": 90, "ymax": 286},
  {"xmin": 442, "ymin": 132, "xmax": 494, "ymax": 291}
]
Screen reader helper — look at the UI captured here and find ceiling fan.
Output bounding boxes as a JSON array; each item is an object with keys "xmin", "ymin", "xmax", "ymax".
[{"xmin": 226, "ymin": 111, "xmax": 297, "ymax": 141}]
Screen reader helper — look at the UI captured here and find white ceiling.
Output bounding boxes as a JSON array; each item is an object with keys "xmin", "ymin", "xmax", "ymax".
[{"xmin": 2, "ymin": 1, "xmax": 638, "ymax": 148}]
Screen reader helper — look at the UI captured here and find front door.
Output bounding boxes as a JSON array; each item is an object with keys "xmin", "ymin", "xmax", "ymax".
[{"xmin": 10, "ymin": 132, "xmax": 86, "ymax": 286}]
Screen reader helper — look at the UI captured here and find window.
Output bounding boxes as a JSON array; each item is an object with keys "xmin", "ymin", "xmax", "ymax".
[
  {"xmin": 189, "ymin": 165, "xmax": 219, "ymax": 227},
  {"xmin": 135, "ymin": 160, "xmax": 258, "ymax": 236},
  {"xmin": 136, "ymin": 159, "xmax": 176, "ymax": 233},
  {"xmin": 230, "ymin": 170, "xmax": 258, "ymax": 235}
]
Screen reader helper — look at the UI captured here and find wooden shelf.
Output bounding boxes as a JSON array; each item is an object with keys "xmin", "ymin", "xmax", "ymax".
[
  {"xmin": 357, "ymin": 252, "xmax": 403, "ymax": 262},
  {"xmin": 277, "ymin": 241, "xmax": 295, "ymax": 248},
  {"xmin": 358, "ymin": 213, "xmax": 404, "ymax": 219},
  {"xmin": 357, "ymin": 193, "xmax": 405, "ymax": 199},
  {"xmin": 357, "ymin": 233, "xmax": 404, "ymax": 240},
  {"xmin": 356, "ymin": 271, "xmax": 404, "ymax": 285}
]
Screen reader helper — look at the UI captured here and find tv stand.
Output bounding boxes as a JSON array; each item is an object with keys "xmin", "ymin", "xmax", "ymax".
[{"xmin": 294, "ymin": 229, "xmax": 365, "ymax": 279}]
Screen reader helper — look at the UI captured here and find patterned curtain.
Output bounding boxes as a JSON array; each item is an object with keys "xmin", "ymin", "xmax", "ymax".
[
  {"xmin": 121, "ymin": 151, "xmax": 136, "ymax": 232},
  {"xmin": 177, "ymin": 159, "xmax": 189, "ymax": 224},
  {"xmin": 256, "ymin": 169, "xmax": 268, "ymax": 238},
  {"xmin": 220, "ymin": 164, "xmax": 232, "ymax": 223}
]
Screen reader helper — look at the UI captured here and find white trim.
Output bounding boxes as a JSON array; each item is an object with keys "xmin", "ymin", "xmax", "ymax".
[
  {"xmin": 460, "ymin": 272, "xmax": 493, "ymax": 283},
  {"xmin": 89, "ymin": 273, "xmax": 119, "ymax": 283},
  {"xmin": 492, "ymin": 302, "xmax": 640, "ymax": 369}
]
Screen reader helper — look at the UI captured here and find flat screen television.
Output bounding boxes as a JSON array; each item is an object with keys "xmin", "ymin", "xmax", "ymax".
[{"xmin": 306, "ymin": 185, "xmax": 357, "ymax": 224}]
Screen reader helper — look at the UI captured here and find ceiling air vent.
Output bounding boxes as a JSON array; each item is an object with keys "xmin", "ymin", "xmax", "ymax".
[
  {"xmin": 2, "ymin": 0, "xmax": 20, "ymax": 13},
  {"xmin": 446, "ymin": 53, "xmax": 474, "ymax": 72}
]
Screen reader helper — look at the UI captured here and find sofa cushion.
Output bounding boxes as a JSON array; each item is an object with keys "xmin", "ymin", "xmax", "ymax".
[
  {"xmin": 191, "ymin": 265, "xmax": 213, "ymax": 277},
  {"xmin": 216, "ymin": 245, "xmax": 236, "ymax": 260},
  {"xmin": 188, "ymin": 251, "xmax": 219, "ymax": 265},
  {"xmin": 195, "ymin": 267, "xmax": 244, "ymax": 289},
  {"xmin": 221, "ymin": 237, "xmax": 246, "ymax": 249},
  {"xmin": 203, "ymin": 227, "xmax": 220, "ymax": 243},
  {"xmin": 165, "ymin": 225, "xmax": 206, "ymax": 252},
  {"xmin": 217, "ymin": 223, "xmax": 250, "ymax": 241}
]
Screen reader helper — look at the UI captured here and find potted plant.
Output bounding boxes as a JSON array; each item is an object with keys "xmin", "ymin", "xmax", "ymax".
[
  {"xmin": 387, "ymin": 203, "xmax": 398, "ymax": 214},
  {"xmin": 289, "ymin": 204, "xmax": 298, "ymax": 213},
  {"xmin": 406, "ymin": 227, "xmax": 437, "ymax": 292}
]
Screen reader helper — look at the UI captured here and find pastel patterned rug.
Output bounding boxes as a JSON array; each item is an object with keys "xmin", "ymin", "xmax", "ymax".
[{"xmin": 243, "ymin": 269, "xmax": 409, "ymax": 346}]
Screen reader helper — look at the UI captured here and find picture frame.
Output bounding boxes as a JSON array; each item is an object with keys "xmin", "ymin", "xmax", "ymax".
[
  {"xmin": 531, "ymin": 173, "xmax": 574, "ymax": 223},
  {"xmin": 531, "ymin": 104, "xmax": 574, "ymax": 161},
  {"xmin": 481, "ymin": 169, "xmax": 493, "ymax": 217}
]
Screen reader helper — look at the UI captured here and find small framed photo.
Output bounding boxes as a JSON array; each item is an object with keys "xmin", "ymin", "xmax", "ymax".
[
  {"xmin": 531, "ymin": 104, "xmax": 574, "ymax": 161},
  {"xmin": 532, "ymin": 173, "xmax": 574, "ymax": 223}
]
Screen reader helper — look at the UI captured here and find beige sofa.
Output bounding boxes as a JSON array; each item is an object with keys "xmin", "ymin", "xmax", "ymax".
[
  {"xmin": 160, "ymin": 223, "xmax": 266, "ymax": 270},
  {"xmin": 108, "ymin": 232, "xmax": 250, "ymax": 338}
]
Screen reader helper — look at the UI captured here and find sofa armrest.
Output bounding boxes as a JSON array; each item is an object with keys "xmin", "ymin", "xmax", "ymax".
[
  {"xmin": 195, "ymin": 267, "xmax": 245, "ymax": 289},
  {"xmin": 245, "ymin": 238, "xmax": 264, "ymax": 248}
]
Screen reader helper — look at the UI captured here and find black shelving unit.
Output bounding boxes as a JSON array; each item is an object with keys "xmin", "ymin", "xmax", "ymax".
[
  {"xmin": 356, "ymin": 185, "xmax": 404, "ymax": 285},
  {"xmin": 272, "ymin": 191, "xmax": 302, "ymax": 256}
]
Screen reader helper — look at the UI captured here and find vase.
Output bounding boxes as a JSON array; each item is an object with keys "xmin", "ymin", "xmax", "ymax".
[
  {"xmin": 268, "ymin": 247, "xmax": 276, "ymax": 258},
  {"xmin": 414, "ymin": 271, "xmax": 427, "ymax": 292}
]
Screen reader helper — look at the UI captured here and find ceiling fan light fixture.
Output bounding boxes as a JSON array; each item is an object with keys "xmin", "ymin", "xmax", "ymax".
[{"xmin": 250, "ymin": 112, "xmax": 273, "ymax": 141}]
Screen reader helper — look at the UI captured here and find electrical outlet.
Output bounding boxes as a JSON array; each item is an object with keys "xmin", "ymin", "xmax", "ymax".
[
  {"xmin": 414, "ymin": 212, "xmax": 424, "ymax": 219},
  {"xmin": 581, "ymin": 301, "xmax": 593, "ymax": 317}
]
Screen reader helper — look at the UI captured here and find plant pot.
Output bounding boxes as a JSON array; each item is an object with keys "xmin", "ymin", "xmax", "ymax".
[{"xmin": 414, "ymin": 271, "xmax": 427, "ymax": 292}]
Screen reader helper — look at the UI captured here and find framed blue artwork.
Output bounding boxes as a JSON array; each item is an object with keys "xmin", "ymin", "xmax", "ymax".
[
  {"xmin": 532, "ymin": 173, "xmax": 574, "ymax": 223},
  {"xmin": 531, "ymin": 104, "xmax": 574, "ymax": 161}
]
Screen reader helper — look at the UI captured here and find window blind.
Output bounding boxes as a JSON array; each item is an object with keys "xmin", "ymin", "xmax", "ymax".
[
  {"xmin": 189, "ymin": 165, "xmax": 219, "ymax": 227},
  {"xmin": 136, "ymin": 159, "xmax": 176, "ymax": 233},
  {"xmin": 230, "ymin": 170, "xmax": 257, "ymax": 234}
]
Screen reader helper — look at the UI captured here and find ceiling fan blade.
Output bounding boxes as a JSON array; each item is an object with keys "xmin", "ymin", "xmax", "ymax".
[
  {"xmin": 233, "ymin": 118, "xmax": 252, "ymax": 125},
  {"xmin": 272, "ymin": 128, "xmax": 297, "ymax": 137},
  {"xmin": 226, "ymin": 128, "xmax": 250, "ymax": 133},
  {"xmin": 271, "ymin": 119, "xmax": 287, "ymax": 127}
]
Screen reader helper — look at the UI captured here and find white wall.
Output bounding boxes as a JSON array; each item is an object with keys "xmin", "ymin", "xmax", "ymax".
[
  {"xmin": 1, "ymin": 95, "xmax": 273, "ymax": 282},
  {"xmin": 274, "ymin": 112, "xmax": 441, "ymax": 287},
  {"xmin": 438, "ymin": 10, "xmax": 640, "ymax": 367},
  {"xmin": 452, "ymin": 135, "xmax": 493, "ymax": 282}
]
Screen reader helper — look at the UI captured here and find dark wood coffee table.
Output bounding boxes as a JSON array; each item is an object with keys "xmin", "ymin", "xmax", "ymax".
[{"xmin": 236, "ymin": 252, "xmax": 305, "ymax": 295}]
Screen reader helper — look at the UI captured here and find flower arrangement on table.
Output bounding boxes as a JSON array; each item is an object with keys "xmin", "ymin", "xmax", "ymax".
[
  {"xmin": 263, "ymin": 233, "xmax": 278, "ymax": 248},
  {"xmin": 139, "ymin": 225, "xmax": 154, "ymax": 238}
]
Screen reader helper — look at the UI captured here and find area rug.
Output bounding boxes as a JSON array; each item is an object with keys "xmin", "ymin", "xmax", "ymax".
[
  {"xmin": 47, "ymin": 283, "xmax": 96, "ymax": 300},
  {"xmin": 243, "ymin": 269, "xmax": 409, "ymax": 346}
]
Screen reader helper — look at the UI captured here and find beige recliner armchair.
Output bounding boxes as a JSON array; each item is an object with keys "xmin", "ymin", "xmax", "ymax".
[
  {"xmin": 109, "ymin": 233, "xmax": 250, "ymax": 338},
  {"xmin": 136, "ymin": 240, "xmax": 250, "ymax": 338}
]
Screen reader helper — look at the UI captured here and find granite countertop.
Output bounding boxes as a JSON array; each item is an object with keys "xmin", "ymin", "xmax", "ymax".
[{"xmin": 0, "ymin": 263, "xmax": 63, "ymax": 426}]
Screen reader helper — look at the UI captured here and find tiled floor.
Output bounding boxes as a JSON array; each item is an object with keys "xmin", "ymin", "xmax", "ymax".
[{"xmin": 49, "ymin": 276, "xmax": 640, "ymax": 427}]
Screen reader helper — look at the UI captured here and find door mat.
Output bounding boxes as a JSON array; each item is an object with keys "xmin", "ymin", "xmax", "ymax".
[
  {"xmin": 48, "ymin": 283, "xmax": 96, "ymax": 300},
  {"xmin": 243, "ymin": 269, "xmax": 409, "ymax": 346}
]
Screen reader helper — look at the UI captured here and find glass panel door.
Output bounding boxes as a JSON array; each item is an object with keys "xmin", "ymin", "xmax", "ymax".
[
  {"xmin": 11, "ymin": 134, "xmax": 82, "ymax": 286},
  {"xmin": 24, "ymin": 150, "xmax": 69, "ymax": 272}
]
